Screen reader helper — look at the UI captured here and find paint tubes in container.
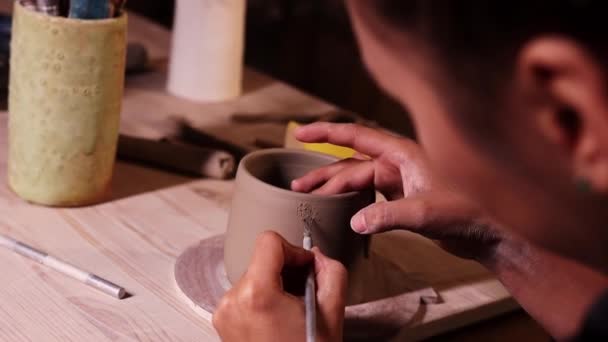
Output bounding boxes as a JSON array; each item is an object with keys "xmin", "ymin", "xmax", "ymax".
[
  {"xmin": 35, "ymin": 0, "xmax": 60, "ymax": 16},
  {"xmin": 19, "ymin": 0, "xmax": 38, "ymax": 12},
  {"xmin": 20, "ymin": 0, "xmax": 69, "ymax": 17},
  {"xmin": 58, "ymin": 0, "xmax": 70, "ymax": 17},
  {"xmin": 69, "ymin": 0, "xmax": 111, "ymax": 19},
  {"xmin": 111, "ymin": 0, "xmax": 126, "ymax": 17}
]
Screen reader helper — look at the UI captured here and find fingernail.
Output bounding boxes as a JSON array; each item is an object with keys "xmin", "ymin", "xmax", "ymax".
[
  {"xmin": 291, "ymin": 179, "xmax": 300, "ymax": 191},
  {"xmin": 351, "ymin": 212, "xmax": 367, "ymax": 233}
]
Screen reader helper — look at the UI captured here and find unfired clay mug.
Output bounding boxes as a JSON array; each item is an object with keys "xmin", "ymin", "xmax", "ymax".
[{"xmin": 224, "ymin": 149, "xmax": 375, "ymax": 288}]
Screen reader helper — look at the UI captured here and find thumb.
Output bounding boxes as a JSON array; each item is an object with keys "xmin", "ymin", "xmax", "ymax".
[{"xmin": 350, "ymin": 193, "xmax": 483, "ymax": 237}]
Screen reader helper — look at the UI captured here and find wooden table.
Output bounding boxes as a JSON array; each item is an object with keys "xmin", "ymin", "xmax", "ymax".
[{"xmin": 0, "ymin": 4, "xmax": 549, "ymax": 341}]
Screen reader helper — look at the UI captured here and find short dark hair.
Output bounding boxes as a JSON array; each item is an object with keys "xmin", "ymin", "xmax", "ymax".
[{"xmin": 365, "ymin": 1, "xmax": 608, "ymax": 126}]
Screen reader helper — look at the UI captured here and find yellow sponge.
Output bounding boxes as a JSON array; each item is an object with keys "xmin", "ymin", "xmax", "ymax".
[{"xmin": 284, "ymin": 121, "xmax": 357, "ymax": 159}]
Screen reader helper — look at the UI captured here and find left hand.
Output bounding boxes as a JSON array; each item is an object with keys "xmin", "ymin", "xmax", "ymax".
[
  {"xmin": 212, "ymin": 231, "xmax": 347, "ymax": 342},
  {"xmin": 292, "ymin": 123, "xmax": 504, "ymax": 262}
]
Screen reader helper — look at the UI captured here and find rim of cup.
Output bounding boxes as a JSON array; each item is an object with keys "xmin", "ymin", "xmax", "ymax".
[{"xmin": 238, "ymin": 148, "xmax": 367, "ymax": 201}]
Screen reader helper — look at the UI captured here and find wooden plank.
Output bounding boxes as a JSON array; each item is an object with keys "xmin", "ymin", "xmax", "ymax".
[{"xmin": 0, "ymin": 201, "xmax": 217, "ymax": 341}]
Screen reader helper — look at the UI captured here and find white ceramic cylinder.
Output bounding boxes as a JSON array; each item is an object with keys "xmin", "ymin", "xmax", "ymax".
[{"xmin": 167, "ymin": 0, "xmax": 246, "ymax": 102}]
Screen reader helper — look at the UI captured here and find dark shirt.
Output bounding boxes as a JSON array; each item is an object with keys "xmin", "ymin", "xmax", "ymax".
[{"xmin": 574, "ymin": 290, "xmax": 608, "ymax": 341}]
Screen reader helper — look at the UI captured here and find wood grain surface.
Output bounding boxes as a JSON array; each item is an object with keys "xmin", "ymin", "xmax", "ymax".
[{"xmin": 0, "ymin": 2, "xmax": 529, "ymax": 341}]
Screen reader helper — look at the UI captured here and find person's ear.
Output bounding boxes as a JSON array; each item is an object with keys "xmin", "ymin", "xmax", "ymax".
[{"xmin": 517, "ymin": 37, "xmax": 608, "ymax": 193}]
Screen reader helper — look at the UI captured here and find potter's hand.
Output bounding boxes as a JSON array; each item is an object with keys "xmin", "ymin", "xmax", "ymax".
[
  {"xmin": 212, "ymin": 231, "xmax": 346, "ymax": 342},
  {"xmin": 292, "ymin": 123, "xmax": 502, "ymax": 262},
  {"xmin": 292, "ymin": 123, "xmax": 608, "ymax": 341}
]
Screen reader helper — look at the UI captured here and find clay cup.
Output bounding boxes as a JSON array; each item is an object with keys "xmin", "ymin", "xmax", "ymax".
[{"xmin": 224, "ymin": 149, "xmax": 375, "ymax": 289}]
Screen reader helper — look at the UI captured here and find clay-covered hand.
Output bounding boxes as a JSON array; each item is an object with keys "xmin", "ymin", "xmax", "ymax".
[
  {"xmin": 292, "ymin": 123, "xmax": 503, "ymax": 262},
  {"xmin": 212, "ymin": 231, "xmax": 347, "ymax": 342}
]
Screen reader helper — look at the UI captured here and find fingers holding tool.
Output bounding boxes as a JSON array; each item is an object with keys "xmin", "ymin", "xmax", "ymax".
[{"xmin": 214, "ymin": 232, "xmax": 347, "ymax": 342}]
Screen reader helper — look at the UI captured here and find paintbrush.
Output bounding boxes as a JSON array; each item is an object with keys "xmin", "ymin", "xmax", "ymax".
[
  {"xmin": 0, "ymin": 234, "xmax": 126, "ymax": 299},
  {"xmin": 36, "ymin": 0, "xmax": 60, "ymax": 16},
  {"xmin": 69, "ymin": 0, "xmax": 111, "ymax": 19},
  {"xmin": 303, "ymin": 229, "xmax": 316, "ymax": 342},
  {"xmin": 110, "ymin": 0, "xmax": 126, "ymax": 17},
  {"xmin": 19, "ymin": 0, "xmax": 38, "ymax": 12},
  {"xmin": 298, "ymin": 203, "xmax": 316, "ymax": 342}
]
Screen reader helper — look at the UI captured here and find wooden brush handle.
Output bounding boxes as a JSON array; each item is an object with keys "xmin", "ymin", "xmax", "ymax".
[{"xmin": 117, "ymin": 134, "xmax": 236, "ymax": 180}]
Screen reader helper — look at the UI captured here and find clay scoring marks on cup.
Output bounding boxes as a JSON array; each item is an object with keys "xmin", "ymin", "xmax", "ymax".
[{"xmin": 297, "ymin": 202, "xmax": 316, "ymax": 234}]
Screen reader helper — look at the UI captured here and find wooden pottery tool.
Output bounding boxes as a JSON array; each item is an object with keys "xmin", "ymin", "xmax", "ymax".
[
  {"xmin": 175, "ymin": 120, "xmax": 253, "ymax": 160},
  {"xmin": 117, "ymin": 134, "xmax": 236, "ymax": 179}
]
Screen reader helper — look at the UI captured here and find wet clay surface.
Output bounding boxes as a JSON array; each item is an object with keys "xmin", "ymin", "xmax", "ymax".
[{"xmin": 297, "ymin": 202, "xmax": 315, "ymax": 234}]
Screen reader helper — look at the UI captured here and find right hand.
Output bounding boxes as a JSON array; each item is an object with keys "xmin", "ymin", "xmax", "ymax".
[
  {"xmin": 292, "ymin": 122, "xmax": 504, "ymax": 263},
  {"xmin": 292, "ymin": 125, "xmax": 608, "ymax": 342},
  {"xmin": 213, "ymin": 231, "xmax": 346, "ymax": 342}
]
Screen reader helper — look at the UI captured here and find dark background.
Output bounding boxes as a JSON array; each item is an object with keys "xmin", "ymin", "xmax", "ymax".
[{"xmin": 126, "ymin": 0, "xmax": 415, "ymax": 137}]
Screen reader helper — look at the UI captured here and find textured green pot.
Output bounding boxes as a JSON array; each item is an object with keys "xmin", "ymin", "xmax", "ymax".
[{"xmin": 8, "ymin": 3, "xmax": 127, "ymax": 206}]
